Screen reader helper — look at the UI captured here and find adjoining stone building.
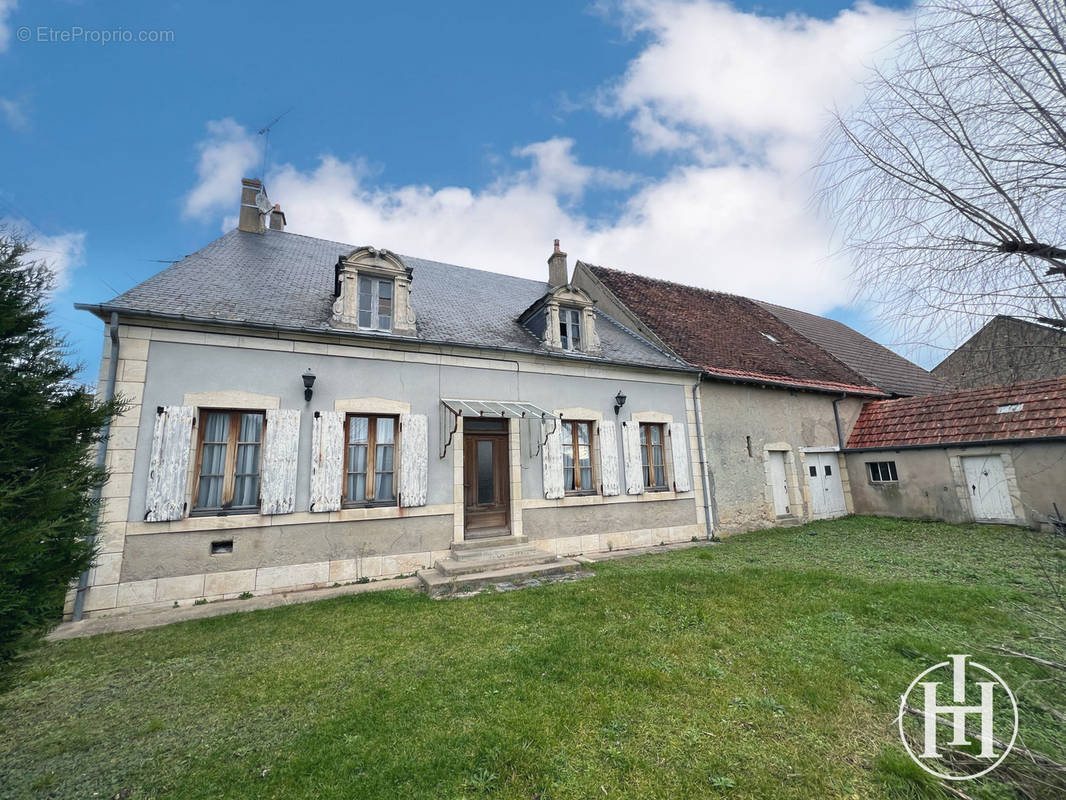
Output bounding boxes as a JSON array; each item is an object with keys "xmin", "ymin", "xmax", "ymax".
[
  {"xmin": 844, "ymin": 376, "xmax": 1066, "ymax": 532},
  {"xmin": 70, "ymin": 180, "xmax": 706, "ymax": 619},
  {"xmin": 571, "ymin": 264, "xmax": 942, "ymax": 533},
  {"xmin": 932, "ymin": 315, "xmax": 1066, "ymax": 389}
]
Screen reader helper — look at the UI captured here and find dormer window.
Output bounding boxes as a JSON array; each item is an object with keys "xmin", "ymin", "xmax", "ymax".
[
  {"xmin": 332, "ymin": 247, "xmax": 416, "ymax": 335},
  {"xmin": 560, "ymin": 308, "xmax": 582, "ymax": 351},
  {"xmin": 358, "ymin": 276, "xmax": 394, "ymax": 331}
]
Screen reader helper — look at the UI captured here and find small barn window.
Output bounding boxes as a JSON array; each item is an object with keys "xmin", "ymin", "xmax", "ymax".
[{"xmin": 867, "ymin": 461, "xmax": 898, "ymax": 483}]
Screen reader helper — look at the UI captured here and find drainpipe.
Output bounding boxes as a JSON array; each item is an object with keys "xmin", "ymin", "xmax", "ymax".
[
  {"xmin": 692, "ymin": 375, "xmax": 715, "ymax": 539},
  {"xmin": 832, "ymin": 392, "xmax": 847, "ymax": 449},
  {"xmin": 72, "ymin": 312, "xmax": 120, "ymax": 621}
]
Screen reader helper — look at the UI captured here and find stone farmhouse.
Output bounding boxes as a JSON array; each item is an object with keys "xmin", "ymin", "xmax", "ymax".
[
  {"xmin": 70, "ymin": 178, "xmax": 1058, "ymax": 621},
  {"xmin": 932, "ymin": 315, "xmax": 1066, "ymax": 389}
]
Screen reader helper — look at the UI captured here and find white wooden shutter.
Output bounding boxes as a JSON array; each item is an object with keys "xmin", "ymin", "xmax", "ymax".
[
  {"xmin": 261, "ymin": 409, "xmax": 301, "ymax": 515},
  {"xmin": 309, "ymin": 410, "xmax": 344, "ymax": 512},
  {"xmin": 669, "ymin": 422, "xmax": 692, "ymax": 492},
  {"xmin": 598, "ymin": 419, "xmax": 620, "ymax": 497},
  {"xmin": 144, "ymin": 405, "xmax": 194, "ymax": 521},
  {"xmin": 621, "ymin": 420, "xmax": 644, "ymax": 496},
  {"xmin": 542, "ymin": 421, "xmax": 565, "ymax": 500},
  {"xmin": 398, "ymin": 413, "xmax": 428, "ymax": 507}
]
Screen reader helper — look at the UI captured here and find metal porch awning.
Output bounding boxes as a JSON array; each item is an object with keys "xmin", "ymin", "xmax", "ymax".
[{"xmin": 439, "ymin": 398, "xmax": 558, "ymax": 458}]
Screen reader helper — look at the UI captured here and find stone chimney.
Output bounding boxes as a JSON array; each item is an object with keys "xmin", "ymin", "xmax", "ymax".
[
  {"xmin": 548, "ymin": 239, "xmax": 568, "ymax": 287},
  {"xmin": 238, "ymin": 178, "xmax": 266, "ymax": 234},
  {"xmin": 269, "ymin": 204, "xmax": 286, "ymax": 231}
]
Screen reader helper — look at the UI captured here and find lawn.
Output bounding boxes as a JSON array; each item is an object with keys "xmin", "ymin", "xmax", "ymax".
[{"xmin": 2, "ymin": 516, "xmax": 1064, "ymax": 799}]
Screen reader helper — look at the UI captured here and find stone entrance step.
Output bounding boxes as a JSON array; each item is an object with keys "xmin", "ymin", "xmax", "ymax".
[
  {"xmin": 436, "ymin": 546, "xmax": 560, "ymax": 575},
  {"xmin": 417, "ymin": 557, "xmax": 583, "ymax": 598},
  {"xmin": 451, "ymin": 534, "xmax": 528, "ymax": 552}
]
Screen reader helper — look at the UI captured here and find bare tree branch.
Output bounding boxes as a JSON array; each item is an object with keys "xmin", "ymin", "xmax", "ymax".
[{"xmin": 820, "ymin": 0, "xmax": 1066, "ymax": 351}]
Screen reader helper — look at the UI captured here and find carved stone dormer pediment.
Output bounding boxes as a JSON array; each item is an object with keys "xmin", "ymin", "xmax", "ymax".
[
  {"xmin": 332, "ymin": 246, "xmax": 417, "ymax": 336},
  {"xmin": 519, "ymin": 284, "xmax": 602, "ymax": 355}
]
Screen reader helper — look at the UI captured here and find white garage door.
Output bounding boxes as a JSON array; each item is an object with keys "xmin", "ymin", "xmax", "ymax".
[
  {"xmin": 961, "ymin": 455, "xmax": 1014, "ymax": 521},
  {"xmin": 806, "ymin": 453, "xmax": 847, "ymax": 518}
]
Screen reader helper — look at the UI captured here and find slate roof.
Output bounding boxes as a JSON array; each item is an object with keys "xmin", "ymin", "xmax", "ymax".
[
  {"xmin": 846, "ymin": 376, "xmax": 1066, "ymax": 449},
  {"xmin": 585, "ymin": 265, "xmax": 888, "ymax": 396},
  {"xmin": 83, "ymin": 228, "xmax": 689, "ymax": 372},
  {"xmin": 754, "ymin": 300, "xmax": 945, "ymax": 397}
]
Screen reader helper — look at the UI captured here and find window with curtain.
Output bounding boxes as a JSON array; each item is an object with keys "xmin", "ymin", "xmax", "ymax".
[
  {"xmin": 345, "ymin": 414, "xmax": 398, "ymax": 505},
  {"xmin": 357, "ymin": 276, "xmax": 394, "ymax": 331},
  {"xmin": 639, "ymin": 422, "xmax": 668, "ymax": 490},
  {"xmin": 561, "ymin": 420, "xmax": 596, "ymax": 494},
  {"xmin": 559, "ymin": 307, "xmax": 582, "ymax": 351},
  {"xmin": 193, "ymin": 410, "xmax": 264, "ymax": 512}
]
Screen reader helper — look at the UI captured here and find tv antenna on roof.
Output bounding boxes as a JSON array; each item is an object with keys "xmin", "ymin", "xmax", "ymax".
[{"xmin": 256, "ymin": 107, "xmax": 293, "ymax": 179}]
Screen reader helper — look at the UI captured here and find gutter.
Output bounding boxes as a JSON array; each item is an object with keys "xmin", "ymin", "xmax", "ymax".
[
  {"xmin": 832, "ymin": 393, "xmax": 847, "ymax": 449},
  {"xmin": 73, "ymin": 303, "xmax": 702, "ymax": 377},
  {"xmin": 72, "ymin": 311, "xmax": 120, "ymax": 622},
  {"xmin": 691, "ymin": 374, "xmax": 715, "ymax": 539},
  {"xmin": 843, "ymin": 435, "xmax": 1066, "ymax": 454}
]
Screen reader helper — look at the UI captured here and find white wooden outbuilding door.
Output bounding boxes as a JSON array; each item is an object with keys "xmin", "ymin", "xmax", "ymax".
[
  {"xmin": 768, "ymin": 451, "xmax": 790, "ymax": 516},
  {"xmin": 805, "ymin": 453, "xmax": 846, "ymax": 518},
  {"xmin": 962, "ymin": 455, "xmax": 1014, "ymax": 521}
]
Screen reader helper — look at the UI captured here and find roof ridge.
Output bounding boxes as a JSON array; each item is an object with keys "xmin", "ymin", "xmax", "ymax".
[
  {"xmin": 584, "ymin": 261, "xmax": 759, "ymax": 305},
  {"xmin": 264, "ymin": 229, "xmax": 552, "ymax": 290}
]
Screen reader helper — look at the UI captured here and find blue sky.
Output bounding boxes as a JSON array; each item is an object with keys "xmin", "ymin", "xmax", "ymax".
[{"xmin": 0, "ymin": 0, "xmax": 926, "ymax": 380}]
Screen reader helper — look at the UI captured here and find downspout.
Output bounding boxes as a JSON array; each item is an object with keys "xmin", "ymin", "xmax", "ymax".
[
  {"xmin": 692, "ymin": 374, "xmax": 715, "ymax": 539},
  {"xmin": 832, "ymin": 392, "xmax": 847, "ymax": 449},
  {"xmin": 72, "ymin": 312, "xmax": 120, "ymax": 622}
]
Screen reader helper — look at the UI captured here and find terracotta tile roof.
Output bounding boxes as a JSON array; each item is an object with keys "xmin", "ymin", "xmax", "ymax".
[
  {"xmin": 586, "ymin": 265, "xmax": 887, "ymax": 396},
  {"xmin": 847, "ymin": 376, "xmax": 1066, "ymax": 449},
  {"xmin": 754, "ymin": 300, "xmax": 945, "ymax": 397}
]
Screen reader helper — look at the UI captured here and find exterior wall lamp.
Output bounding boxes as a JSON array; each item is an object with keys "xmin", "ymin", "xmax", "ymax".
[
  {"xmin": 614, "ymin": 390, "xmax": 627, "ymax": 415},
  {"xmin": 302, "ymin": 369, "xmax": 316, "ymax": 402}
]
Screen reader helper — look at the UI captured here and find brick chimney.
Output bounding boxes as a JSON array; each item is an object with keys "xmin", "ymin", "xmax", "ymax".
[
  {"xmin": 548, "ymin": 239, "xmax": 568, "ymax": 287},
  {"xmin": 269, "ymin": 204, "xmax": 286, "ymax": 231},
  {"xmin": 238, "ymin": 178, "xmax": 266, "ymax": 233}
]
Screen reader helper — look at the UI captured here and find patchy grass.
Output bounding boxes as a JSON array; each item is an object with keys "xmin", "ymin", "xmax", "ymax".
[{"xmin": 2, "ymin": 516, "xmax": 1064, "ymax": 799}]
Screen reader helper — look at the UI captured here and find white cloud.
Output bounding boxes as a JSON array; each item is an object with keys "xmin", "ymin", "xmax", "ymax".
[
  {"xmin": 0, "ymin": 96, "xmax": 28, "ymax": 130},
  {"xmin": 182, "ymin": 118, "xmax": 261, "ymax": 220},
  {"xmin": 606, "ymin": 0, "xmax": 907, "ymax": 159},
  {"xmin": 183, "ymin": 1, "xmax": 910, "ymax": 314},
  {"xmin": 2, "ymin": 217, "xmax": 87, "ymax": 290},
  {"xmin": 0, "ymin": 0, "xmax": 16, "ymax": 53}
]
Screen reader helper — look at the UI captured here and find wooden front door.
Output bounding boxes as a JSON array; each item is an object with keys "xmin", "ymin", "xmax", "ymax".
[
  {"xmin": 463, "ymin": 420, "xmax": 510, "ymax": 538},
  {"xmin": 768, "ymin": 450, "xmax": 790, "ymax": 516}
]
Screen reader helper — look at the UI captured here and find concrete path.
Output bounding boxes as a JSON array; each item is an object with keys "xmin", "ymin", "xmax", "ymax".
[
  {"xmin": 48, "ymin": 577, "xmax": 421, "ymax": 641},
  {"xmin": 48, "ymin": 538, "xmax": 718, "ymax": 640}
]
